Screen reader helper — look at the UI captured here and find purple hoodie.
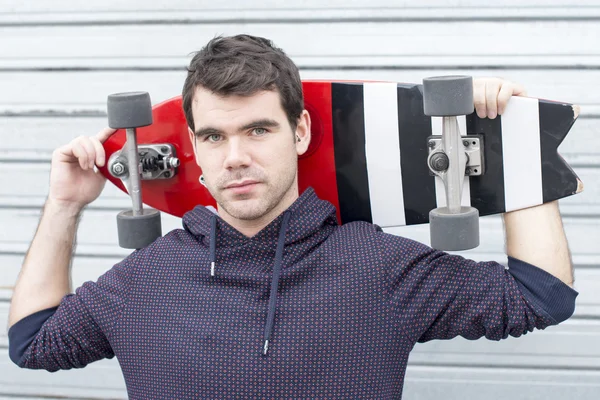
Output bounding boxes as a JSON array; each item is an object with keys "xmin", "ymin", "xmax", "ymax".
[{"xmin": 9, "ymin": 188, "xmax": 578, "ymax": 399}]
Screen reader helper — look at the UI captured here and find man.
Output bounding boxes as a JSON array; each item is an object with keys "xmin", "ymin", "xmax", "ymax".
[{"xmin": 8, "ymin": 34, "xmax": 577, "ymax": 399}]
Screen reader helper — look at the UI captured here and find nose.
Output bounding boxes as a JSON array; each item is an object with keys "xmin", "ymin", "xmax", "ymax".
[{"xmin": 223, "ymin": 137, "xmax": 252, "ymax": 170}]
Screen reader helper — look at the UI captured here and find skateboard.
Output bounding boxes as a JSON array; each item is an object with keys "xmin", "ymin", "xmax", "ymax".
[{"xmin": 99, "ymin": 77, "xmax": 583, "ymax": 251}]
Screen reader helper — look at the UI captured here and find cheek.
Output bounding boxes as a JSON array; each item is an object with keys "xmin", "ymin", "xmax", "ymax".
[
  {"xmin": 262, "ymin": 142, "xmax": 297, "ymax": 172},
  {"xmin": 194, "ymin": 149, "xmax": 218, "ymax": 176}
]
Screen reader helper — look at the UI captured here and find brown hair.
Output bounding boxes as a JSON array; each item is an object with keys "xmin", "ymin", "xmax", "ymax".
[{"xmin": 182, "ymin": 34, "xmax": 304, "ymax": 133}]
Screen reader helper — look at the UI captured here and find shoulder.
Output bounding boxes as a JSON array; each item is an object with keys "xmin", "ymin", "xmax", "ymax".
[
  {"xmin": 332, "ymin": 221, "xmax": 435, "ymax": 261},
  {"xmin": 333, "ymin": 220, "xmax": 408, "ymax": 243},
  {"xmin": 329, "ymin": 220, "xmax": 409, "ymax": 252},
  {"xmin": 118, "ymin": 228, "xmax": 200, "ymax": 267},
  {"xmin": 143, "ymin": 228, "xmax": 200, "ymax": 251}
]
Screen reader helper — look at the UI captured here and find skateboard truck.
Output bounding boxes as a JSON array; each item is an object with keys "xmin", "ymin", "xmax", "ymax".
[
  {"xmin": 108, "ymin": 144, "xmax": 181, "ymax": 181},
  {"xmin": 427, "ymin": 135, "xmax": 484, "ymax": 177},
  {"xmin": 423, "ymin": 76, "xmax": 480, "ymax": 251},
  {"xmin": 106, "ymin": 91, "xmax": 163, "ymax": 250}
]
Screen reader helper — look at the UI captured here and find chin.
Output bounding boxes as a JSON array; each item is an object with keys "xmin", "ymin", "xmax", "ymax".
[
  {"xmin": 226, "ymin": 200, "xmax": 273, "ymax": 221},
  {"xmin": 214, "ymin": 176, "xmax": 296, "ymax": 221}
]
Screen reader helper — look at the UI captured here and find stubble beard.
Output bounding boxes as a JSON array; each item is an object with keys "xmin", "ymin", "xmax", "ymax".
[{"xmin": 209, "ymin": 167, "xmax": 297, "ymax": 221}]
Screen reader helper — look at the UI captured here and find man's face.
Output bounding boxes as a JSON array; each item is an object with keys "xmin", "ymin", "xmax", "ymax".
[{"xmin": 189, "ymin": 87, "xmax": 310, "ymax": 222}]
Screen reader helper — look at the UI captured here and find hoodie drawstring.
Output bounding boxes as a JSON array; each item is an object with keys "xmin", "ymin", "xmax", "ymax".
[
  {"xmin": 206, "ymin": 210, "xmax": 292, "ymax": 356},
  {"xmin": 209, "ymin": 215, "xmax": 217, "ymax": 277},
  {"xmin": 263, "ymin": 210, "xmax": 291, "ymax": 355}
]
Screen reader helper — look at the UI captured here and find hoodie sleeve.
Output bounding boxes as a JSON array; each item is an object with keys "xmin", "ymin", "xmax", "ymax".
[
  {"xmin": 7, "ymin": 249, "xmax": 141, "ymax": 371},
  {"xmin": 380, "ymin": 232, "xmax": 578, "ymax": 343}
]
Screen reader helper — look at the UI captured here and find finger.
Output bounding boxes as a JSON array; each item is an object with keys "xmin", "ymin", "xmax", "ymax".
[
  {"xmin": 96, "ymin": 127, "xmax": 117, "ymax": 144},
  {"xmin": 89, "ymin": 136, "xmax": 106, "ymax": 167},
  {"xmin": 71, "ymin": 141, "xmax": 89, "ymax": 170},
  {"xmin": 473, "ymin": 79, "xmax": 487, "ymax": 118},
  {"xmin": 55, "ymin": 143, "xmax": 74, "ymax": 161},
  {"xmin": 82, "ymin": 138, "xmax": 98, "ymax": 169},
  {"xmin": 512, "ymin": 83, "xmax": 528, "ymax": 97},
  {"xmin": 485, "ymin": 80, "xmax": 501, "ymax": 119},
  {"xmin": 497, "ymin": 83, "xmax": 515, "ymax": 115},
  {"xmin": 74, "ymin": 137, "xmax": 97, "ymax": 170}
]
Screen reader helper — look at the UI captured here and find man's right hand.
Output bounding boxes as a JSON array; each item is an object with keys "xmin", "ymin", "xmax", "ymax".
[{"xmin": 47, "ymin": 128, "xmax": 116, "ymax": 212}]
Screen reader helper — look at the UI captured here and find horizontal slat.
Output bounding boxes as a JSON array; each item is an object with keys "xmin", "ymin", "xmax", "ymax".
[
  {"xmin": 2, "ymin": 254, "xmax": 599, "ymax": 322},
  {"xmin": 386, "ymin": 217, "xmax": 600, "ymax": 264},
  {"xmin": 0, "ymin": 397, "xmax": 66, "ymax": 400},
  {"xmin": 2, "ymin": 299, "xmax": 599, "ymax": 362},
  {"xmin": 0, "ymin": 366, "xmax": 598, "ymax": 400},
  {"xmin": 2, "ymin": 336, "xmax": 599, "ymax": 399},
  {"xmin": 0, "ymin": 241, "xmax": 130, "ymax": 259},
  {"xmin": 1, "ymin": 257, "xmax": 599, "ymax": 320},
  {"xmin": 3, "ymin": 7, "xmax": 600, "ymax": 26},
  {"xmin": 0, "ymin": 163, "xmax": 140, "ymax": 208},
  {"xmin": 2, "ymin": 364, "xmax": 599, "ymax": 400},
  {"xmin": 2, "ymin": 21, "xmax": 599, "ymax": 70},
  {"xmin": 0, "ymin": 349, "xmax": 126, "ymax": 399},
  {"xmin": 4, "ymin": 56, "xmax": 600, "ymax": 70},
  {"xmin": 403, "ymin": 365, "xmax": 600, "ymax": 399},
  {"xmin": 0, "ymin": 207, "xmax": 183, "ymax": 249},
  {"xmin": 410, "ymin": 319, "xmax": 600, "ymax": 368},
  {"xmin": 0, "ymin": 177, "xmax": 598, "ymax": 248},
  {"xmin": 0, "ymin": 116, "xmax": 596, "ymax": 160},
  {"xmin": 0, "ymin": 253, "xmax": 123, "ymax": 294},
  {"xmin": 4, "ymin": 0, "xmax": 599, "ymax": 14},
  {"xmin": 0, "ymin": 212, "xmax": 598, "ymax": 313},
  {"xmin": 0, "ymin": 71, "xmax": 598, "ymax": 116},
  {"xmin": 0, "ymin": 161, "xmax": 597, "ymax": 215}
]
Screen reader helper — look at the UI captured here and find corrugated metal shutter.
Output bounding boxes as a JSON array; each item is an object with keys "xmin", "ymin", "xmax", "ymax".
[{"xmin": 1, "ymin": 1, "xmax": 599, "ymax": 398}]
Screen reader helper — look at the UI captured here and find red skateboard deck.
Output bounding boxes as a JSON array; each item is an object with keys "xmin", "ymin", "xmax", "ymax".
[{"xmin": 100, "ymin": 80, "xmax": 582, "ymax": 228}]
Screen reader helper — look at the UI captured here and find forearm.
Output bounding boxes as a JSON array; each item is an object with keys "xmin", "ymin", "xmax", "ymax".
[
  {"xmin": 503, "ymin": 201, "xmax": 574, "ymax": 287},
  {"xmin": 8, "ymin": 199, "xmax": 82, "ymax": 328}
]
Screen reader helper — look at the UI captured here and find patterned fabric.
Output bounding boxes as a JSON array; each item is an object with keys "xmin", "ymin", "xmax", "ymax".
[{"xmin": 10, "ymin": 187, "xmax": 577, "ymax": 399}]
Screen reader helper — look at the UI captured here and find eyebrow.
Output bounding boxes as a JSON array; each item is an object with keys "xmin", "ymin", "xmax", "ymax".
[{"xmin": 194, "ymin": 118, "xmax": 281, "ymax": 138}]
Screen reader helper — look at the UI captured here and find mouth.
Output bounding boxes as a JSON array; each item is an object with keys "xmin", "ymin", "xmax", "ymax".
[
  {"xmin": 225, "ymin": 180, "xmax": 259, "ymax": 189},
  {"xmin": 223, "ymin": 180, "xmax": 261, "ymax": 195}
]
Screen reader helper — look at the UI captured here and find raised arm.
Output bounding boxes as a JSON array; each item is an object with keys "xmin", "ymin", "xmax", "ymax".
[
  {"xmin": 9, "ymin": 128, "xmax": 115, "ymax": 327},
  {"xmin": 6, "ymin": 128, "xmax": 140, "ymax": 371},
  {"xmin": 384, "ymin": 79, "xmax": 577, "ymax": 344},
  {"xmin": 473, "ymin": 77, "xmax": 574, "ymax": 287}
]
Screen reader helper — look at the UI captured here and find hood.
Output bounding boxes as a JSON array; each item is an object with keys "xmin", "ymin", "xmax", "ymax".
[
  {"xmin": 181, "ymin": 187, "xmax": 338, "ymax": 355},
  {"xmin": 182, "ymin": 187, "xmax": 338, "ymax": 248}
]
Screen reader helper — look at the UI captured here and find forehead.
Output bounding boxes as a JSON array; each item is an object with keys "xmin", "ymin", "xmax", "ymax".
[{"xmin": 191, "ymin": 87, "xmax": 285, "ymax": 121}]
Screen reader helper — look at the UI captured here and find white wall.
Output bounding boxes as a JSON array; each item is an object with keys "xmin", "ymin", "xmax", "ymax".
[{"xmin": 1, "ymin": 1, "xmax": 599, "ymax": 398}]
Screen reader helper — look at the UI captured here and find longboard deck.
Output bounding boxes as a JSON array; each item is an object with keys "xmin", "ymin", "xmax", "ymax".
[{"xmin": 100, "ymin": 81, "xmax": 582, "ymax": 227}]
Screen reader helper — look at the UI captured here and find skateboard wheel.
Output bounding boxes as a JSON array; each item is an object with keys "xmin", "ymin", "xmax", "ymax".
[
  {"xmin": 423, "ymin": 76, "xmax": 474, "ymax": 117},
  {"xmin": 107, "ymin": 92, "xmax": 153, "ymax": 129},
  {"xmin": 429, "ymin": 206, "xmax": 479, "ymax": 251},
  {"xmin": 116, "ymin": 208, "xmax": 162, "ymax": 249}
]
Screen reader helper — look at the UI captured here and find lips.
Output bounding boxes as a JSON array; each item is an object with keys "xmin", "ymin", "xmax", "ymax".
[{"xmin": 224, "ymin": 180, "xmax": 259, "ymax": 189}]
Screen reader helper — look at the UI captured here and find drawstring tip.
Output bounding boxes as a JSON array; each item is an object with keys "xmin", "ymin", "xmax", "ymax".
[
  {"xmin": 210, "ymin": 261, "xmax": 215, "ymax": 277},
  {"xmin": 263, "ymin": 340, "xmax": 269, "ymax": 355}
]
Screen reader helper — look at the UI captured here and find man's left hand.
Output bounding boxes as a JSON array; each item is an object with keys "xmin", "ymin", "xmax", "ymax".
[{"xmin": 473, "ymin": 78, "xmax": 528, "ymax": 120}]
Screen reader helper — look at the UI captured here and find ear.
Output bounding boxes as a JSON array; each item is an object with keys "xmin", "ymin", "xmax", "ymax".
[
  {"xmin": 189, "ymin": 126, "xmax": 198, "ymax": 151},
  {"xmin": 188, "ymin": 126, "xmax": 195, "ymax": 145},
  {"xmin": 188, "ymin": 126, "xmax": 200, "ymax": 165},
  {"xmin": 295, "ymin": 110, "xmax": 311, "ymax": 156}
]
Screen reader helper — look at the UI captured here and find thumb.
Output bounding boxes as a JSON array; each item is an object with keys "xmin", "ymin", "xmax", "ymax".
[{"xmin": 513, "ymin": 83, "xmax": 528, "ymax": 97}]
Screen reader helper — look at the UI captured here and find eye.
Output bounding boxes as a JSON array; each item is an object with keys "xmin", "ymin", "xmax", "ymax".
[
  {"xmin": 207, "ymin": 133, "xmax": 221, "ymax": 142},
  {"xmin": 253, "ymin": 127, "xmax": 268, "ymax": 136}
]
